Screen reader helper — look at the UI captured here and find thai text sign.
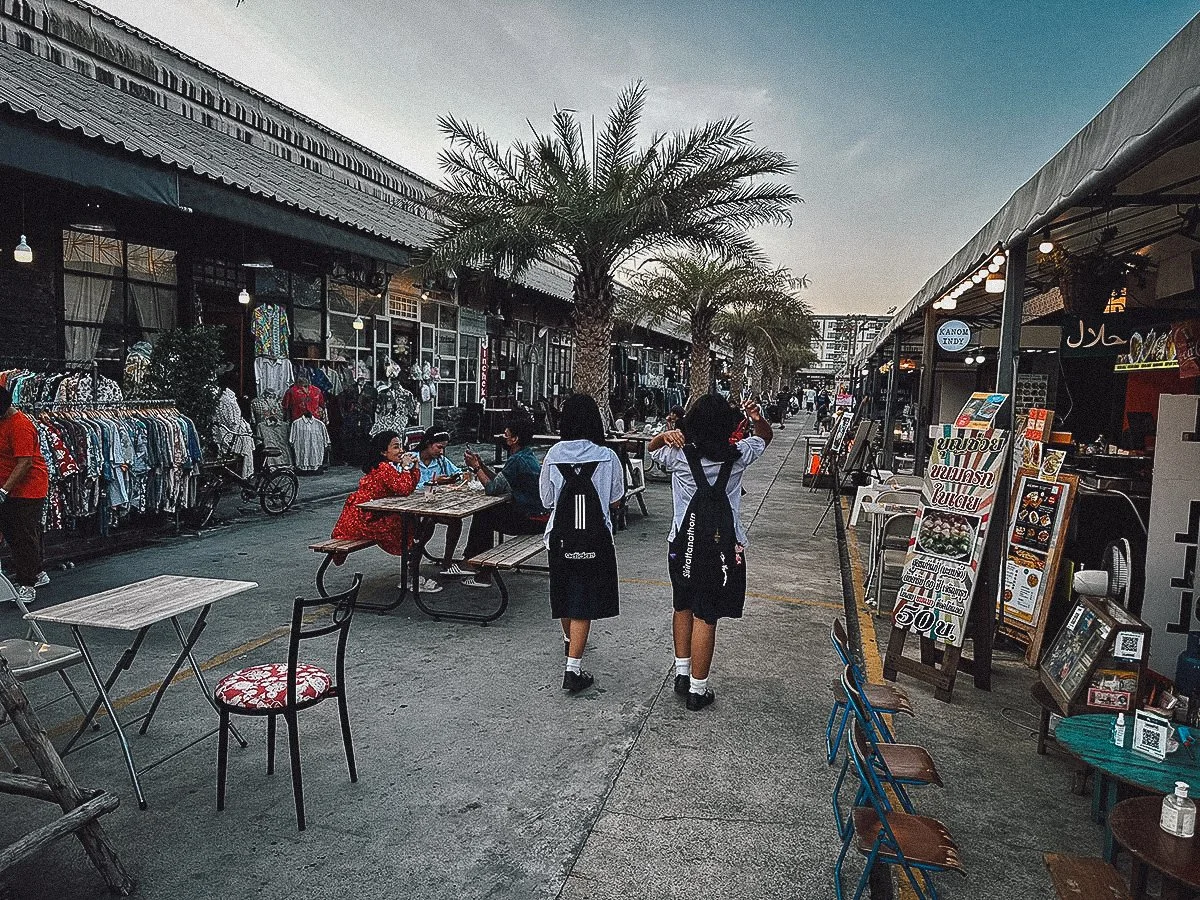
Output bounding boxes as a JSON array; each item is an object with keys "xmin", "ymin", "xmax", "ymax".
[{"xmin": 893, "ymin": 424, "xmax": 1009, "ymax": 647}]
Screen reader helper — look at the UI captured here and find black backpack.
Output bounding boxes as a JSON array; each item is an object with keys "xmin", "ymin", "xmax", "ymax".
[
  {"xmin": 669, "ymin": 447, "xmax": 741, "ymax": 594},
  {"xmin": 548, "ymin": 461, "xmax": 615, "ymax": 567}
]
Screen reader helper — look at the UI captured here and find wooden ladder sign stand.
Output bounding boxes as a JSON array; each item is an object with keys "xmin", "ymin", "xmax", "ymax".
[
  {"xmin": 883, "ymin": 407, "xmax": 1010, "ymax": 702},
  {"xmin": 0, "ymin": 655, "xmax": 134, "ymax": 896}
]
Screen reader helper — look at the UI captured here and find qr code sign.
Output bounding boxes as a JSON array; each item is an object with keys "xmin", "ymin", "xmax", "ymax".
[
  {"xmin": 1114, "ymin": 631, "xmax": 1144, "ymax": 661},
  {"xmin": 1144, "ymin": 728, "xmax": 1162, "ymax": 751}
]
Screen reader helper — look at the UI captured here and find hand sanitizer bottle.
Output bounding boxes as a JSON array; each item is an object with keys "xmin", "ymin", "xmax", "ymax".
[
  {"xmin": 1113, "ymin": 713, "xmax": 1127, "ymax": 748},
  {"xmin": 1161, "ymin": 781, "xmax": 1197, "ymax": 838}
]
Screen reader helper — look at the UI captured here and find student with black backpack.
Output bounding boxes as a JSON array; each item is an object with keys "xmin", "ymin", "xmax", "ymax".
[
  {"xmin": 648, "ymin": 394, "xmax": 772, "ymax": 711},
  {"xmin": 539, "ymin": 394, "xmax": 626, "ymax": 694}
]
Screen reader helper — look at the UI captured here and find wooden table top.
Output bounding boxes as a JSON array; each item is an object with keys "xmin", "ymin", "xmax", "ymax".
[
  {"xmin": 1055, "ymin": 714, "xmax": 1200, "ymax": 795},
  {"xmin": 1110, "ymin": 795, "xmax": 1200, "ymax": 888},
  {"xmin": 359, "ymin": 491, "xmax": 509, "ymax": 520},
  {"xmin": 27, "ymin": 575, "xmax": 259, "ymax": 631}
]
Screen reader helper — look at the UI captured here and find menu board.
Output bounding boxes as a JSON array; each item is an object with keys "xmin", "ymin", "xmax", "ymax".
[
  {"xmin": 1001, "ymin": 474, "xmax": 1076, "ymax": 635},
  {"xmin": 892, "ymin": 416, "xmax": 1009, "ymax": 648},
  {"xmin": 955, "ymin": 392, "xmax": 1008, "ymax": 430},
  {"xmin": 1011, "ymin": 479, "xmax": 1064, "ymax": 554}
]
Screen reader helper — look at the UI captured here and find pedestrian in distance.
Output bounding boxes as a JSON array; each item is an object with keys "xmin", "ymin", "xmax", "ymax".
[
  {"xmin": 0, "ymin": 385, "xmax": 50, "ymax": 604},
  {"xmin": 648, "ymin": 394, "xmax": 772, "ymax": 711},
  {"xmin": 539, "ymin": 394, "xmax": 625, "ymax": 693},
  {"xmin": 331, "ymin": 430, "xmax": 442, "ymax": 594}
]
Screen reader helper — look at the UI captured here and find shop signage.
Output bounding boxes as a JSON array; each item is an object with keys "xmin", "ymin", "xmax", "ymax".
[
  {"xmin": 936, "ymin": 320, "xmax": 971, "ymax": 352},
  {"xmin": 954, "ymin": 392, "xmax": 1007, "ymax": 429},
  {"xmin": 1141, "ymin": 394, "xmax": 1200, "ymax": 673},
  {"xmin": 459, "ymin": 308, "xmax": 488, "ymax": 338},
  {"xmin": 479, "ymin": 338, "xmax": 489, "ymax": 401},
  {"xmin": 1001, "ymin": 473, "xmax": 1076, "ymax": 636},
  {"xmin": 893, "ymin": 399, "xmax": 1010, "ymax": 648}
]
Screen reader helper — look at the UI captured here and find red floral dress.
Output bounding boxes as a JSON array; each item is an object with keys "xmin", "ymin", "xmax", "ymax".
[{"xmin": 331, "ymin": 464, "xmax": 419, "ymax": 555}]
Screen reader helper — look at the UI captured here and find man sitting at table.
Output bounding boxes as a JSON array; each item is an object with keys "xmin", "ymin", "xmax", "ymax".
[
  {"xmin": 460, "ymin": 415, "xmax": 549, "ymax": 587},
  {"xmin": 412, "ymin": 427, "xmax": 471, "ymax": 579}
]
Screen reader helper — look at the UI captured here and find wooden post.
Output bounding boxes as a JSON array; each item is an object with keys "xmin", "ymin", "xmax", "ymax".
[
  {"xmin": 0, "ymin": 656, "xmax": 134, "ymax": 895},
  {"xmin": 881, "ymin": 333, "xmax": 902, "ymax": 468},
  {"xmin": 912, "ymin": 304, "xmax": 938, "ymax": 476}
]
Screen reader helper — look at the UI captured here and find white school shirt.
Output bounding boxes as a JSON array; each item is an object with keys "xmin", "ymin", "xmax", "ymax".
[
  {"xmin": 650, "ymin": 436, "xmax": 766, "ymax": 546},
  {"xmin": 539, "ymin": 439, "xmax": 626, "ymax": 544}
]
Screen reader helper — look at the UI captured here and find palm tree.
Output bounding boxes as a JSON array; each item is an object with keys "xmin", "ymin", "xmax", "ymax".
[
  {"xmin": 420, "ymin": 81, "xmax": 800, "ymax": 419},
  {"xmin": 622, "ymin": 254, "xmax": 805, "ymax": 406},
  {"xmin": 714, "ymin": 292, "xmax": 815, "ymax": 398}
]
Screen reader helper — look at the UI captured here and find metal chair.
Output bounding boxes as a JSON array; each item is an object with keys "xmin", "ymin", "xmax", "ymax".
[
  {"xmin": 871, "ymin": 512, "xmax": 916, "ymax": 616},
  {"xmin": 834, "ymin": 668, "xmax": 964, "ymax": 900},
  {"xmin": 832, "ymin": 666, "xmax": 942, "ymax": 841},
  {"xmin": 825, "ymin": 619, "xmax": 913, "ymax": 764},
  {"xmin": 0, "ymin": 574, "xmax": 92, "ymax": 772},
  {"xmin": 214, "ymin": 575, "xmax": 362, "ymax": 830}
]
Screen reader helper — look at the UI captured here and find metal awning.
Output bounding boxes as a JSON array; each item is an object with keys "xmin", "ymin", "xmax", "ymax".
[{"xmin": 858, "ymin": 12, "xmax": 1200, "ymax": 363}]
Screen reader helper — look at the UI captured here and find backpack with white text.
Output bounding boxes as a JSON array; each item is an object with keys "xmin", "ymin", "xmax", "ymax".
[{"xmin": 668, "ymin": 446, "xmax": 742, "ymax": 596}]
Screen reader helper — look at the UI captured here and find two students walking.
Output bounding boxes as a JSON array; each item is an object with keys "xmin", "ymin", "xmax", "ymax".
[{"xmin": 539, "ymin": 393, "xmax": 772, "ymax": 710}]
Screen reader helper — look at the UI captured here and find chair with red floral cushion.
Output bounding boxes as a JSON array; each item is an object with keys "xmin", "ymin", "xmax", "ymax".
[{"xmin": 214, "ymin": 575, "xmax": 362, "ymax": 830}]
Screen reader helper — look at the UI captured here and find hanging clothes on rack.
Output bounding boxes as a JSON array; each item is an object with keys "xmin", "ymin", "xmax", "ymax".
[
  {"xmin": 250, "ymin": 389, "xmax": 294, "ymax": 469},
  {"xmin": 215, "ymin": 387, "xmax": 255, "ymax": 479},
  {"xmin": 370, "ymin": 382, "xmax": 417, "ymax": 436},
  {"xmin": 54, "ymin": 371, "xmax": 123, "ymax": 404},
  {"xmin": 290, "ymin": 414, "xmax": 329, "ymax": 472},
  {"xmin": 251, "ymin": 304, "xmax": 290, "ymax": 359},
  {"xmin": 253, "ymin": 357, "xmax": 294, "ymax": 398},
  {"xmin": 283, "ymin": 380, "xmax": 324, "ymax": 421},
  {"xmin": 124, "ymin": 342, "xmax": 153, "ymax": 397}
]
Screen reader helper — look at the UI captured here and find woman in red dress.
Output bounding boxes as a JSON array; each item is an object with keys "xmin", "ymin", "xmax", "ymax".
[{"xmin": 332, "ymin": 431, "xmax": 419, "ymax": 556}]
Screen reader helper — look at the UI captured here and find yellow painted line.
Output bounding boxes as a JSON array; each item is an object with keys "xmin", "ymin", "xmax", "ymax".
[
  {"xmin": 842, "ymin": 498, "xmax": 915, "ymax": 900},
  {"xmin": 620, "ymin": 578, "xmax": 841, "ymax": 610},
  {"xmin": 841, "ymin": 497, "xmax": 883, "ymax": 682}
]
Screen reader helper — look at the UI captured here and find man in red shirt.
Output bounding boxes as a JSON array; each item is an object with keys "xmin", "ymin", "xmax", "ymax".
[{"xmin": 0, "ymin": 385, "xmax": 49, "ymax": 603}]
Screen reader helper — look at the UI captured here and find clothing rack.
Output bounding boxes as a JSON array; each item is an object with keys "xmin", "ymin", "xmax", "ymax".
[{"xmin": 23, "ymin": 399, "xmax": 176, "ymax": 410}]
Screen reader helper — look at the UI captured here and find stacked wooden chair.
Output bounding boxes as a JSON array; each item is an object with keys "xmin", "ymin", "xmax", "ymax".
[{"xmin": 827, "ymin": 620, "xmax": 965, "ymax": 900}]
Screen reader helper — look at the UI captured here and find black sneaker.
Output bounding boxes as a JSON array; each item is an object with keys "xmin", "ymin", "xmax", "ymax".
[
  {"xmin": 562, "ymin": 670, "xmax": 594, "ymax": 693},
  {"xmin": 686, "ymin": 689, "xmax": 715, "ymax": 711},
  {"xmin": 674, "ymin": 674, "xmax": 690, "ymax": 696}
]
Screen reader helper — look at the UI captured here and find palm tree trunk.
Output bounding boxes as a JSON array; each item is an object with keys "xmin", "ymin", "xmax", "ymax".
[
  {"xmin": 687, "ymin": 334, "xmax": 712, "ymax": 409},
  {"xmin": 729, "ymin": 336, "xmax": 749, "ymax": 400},
  {"xmin": 571, "ymin": 271, "xmax": 615, "ymax": 424}
]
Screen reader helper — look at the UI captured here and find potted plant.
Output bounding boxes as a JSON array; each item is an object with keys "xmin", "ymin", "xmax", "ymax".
[{"xmin": 1046, "ymin": 229, "xmax": 1149, "ymax": 317}]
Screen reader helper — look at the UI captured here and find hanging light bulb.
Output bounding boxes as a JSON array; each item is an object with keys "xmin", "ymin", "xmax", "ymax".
[
  {"xmin": 1038, "ymin": 229, "xmax": 1054, "ymax": 254},
  {"xmin": 352, "ymin": 314, "xmax": 365, "ymax": 331},
  {"xmin": 13, "ymin": 234, "xmax": 32, "ymax": 264},
  {"xmin": 975, "ymin": 354, "xmax": 986, "ymax": 364},
  {"xmin": 985, "ymin": 271, "xmax": 1006, "ymax": 293},
  {"xmin": 941, "ymin": 295, "xmax": 958, "ymax": 311},
  {"xmin": 992, "ymin": 252, "xmax": 1006, "ymax": 266},
  {"xmin": 960, "ymin": 280, "xmax": 972, "ymax": 291},
  {"xmin": 238, "ymin": 288, "xmax": 251, "ymax": 305},
  {"xmin": 987, "ymin": 262, "xmax": 1000, "ymax": 273},
  {"xmin": 972, "ymin": 273, "xmax": 983, "ymax": 284}
]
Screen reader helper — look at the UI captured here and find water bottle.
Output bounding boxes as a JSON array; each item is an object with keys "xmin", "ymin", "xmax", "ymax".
[
  {"xmin": 1161, "ymin": 781, "xmax": 1197, "ymax": 838},
  {"xmin": 1113, "ymin": 713, "xmax": 1129, "ymax": 749}
]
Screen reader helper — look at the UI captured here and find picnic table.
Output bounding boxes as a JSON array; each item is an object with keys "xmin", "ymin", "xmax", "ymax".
[
  {"xmin": 26, "ymin": 575, "xmax": 258, "ymax": 809},
  {"xmin": 358, "ymin": 489, "xmax": 512, "ymax": 624}
]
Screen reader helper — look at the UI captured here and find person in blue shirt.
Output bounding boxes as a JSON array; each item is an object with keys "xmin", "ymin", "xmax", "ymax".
[
  {"xmin": 460, "ymin": 415, "xmax": 550, "ymax": 587},
  {"xmin": 412, "ymin": 427, "xmax": 470, "ymax": 578}
]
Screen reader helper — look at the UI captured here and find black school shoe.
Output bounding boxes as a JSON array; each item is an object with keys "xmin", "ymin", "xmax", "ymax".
[
  {"xmin": 686, "ymin": 689, "xmax": 715, "ymax": 711},
  {"xmin": 674, "ymin": 674, "xmax": 690, "ymax": 696},
  {"xmin": 563, "ymin": 670, "xmax": 595, "ymax": 693}
]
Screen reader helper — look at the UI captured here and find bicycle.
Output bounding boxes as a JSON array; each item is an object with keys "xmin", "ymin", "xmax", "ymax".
[{"xmin": 187, "ymin": 446, "xmax": 299, "ymax": 528}]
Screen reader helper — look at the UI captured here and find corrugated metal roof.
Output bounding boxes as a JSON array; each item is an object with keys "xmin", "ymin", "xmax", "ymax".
[{"xmin": 0, "ymin": 40, "xmax": 441, "ymax": 249}]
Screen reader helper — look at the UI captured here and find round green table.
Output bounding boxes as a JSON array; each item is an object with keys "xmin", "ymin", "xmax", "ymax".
[{"xmin": 1055, "ymin": 713, "xmax": 1200, "ymax": 860}]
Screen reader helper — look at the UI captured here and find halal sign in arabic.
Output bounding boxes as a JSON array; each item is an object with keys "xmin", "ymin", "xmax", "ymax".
[{"xmin": 936, "ymin": 320, "xmax": 971, "ymax": 352}]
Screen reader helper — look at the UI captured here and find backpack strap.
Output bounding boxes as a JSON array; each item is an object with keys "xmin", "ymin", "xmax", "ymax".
[
  {"xmin": 554, "ymin": 461, "xmax": 600, "ymax": 482},
  {"xmin": 682, "ymin": 446, "xmax": 735, "ymax": 494}
]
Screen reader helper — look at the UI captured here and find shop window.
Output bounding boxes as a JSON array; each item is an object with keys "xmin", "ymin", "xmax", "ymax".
[
  {"xmin": 459, "ymin": 335, "xmax": 480, "ymax": 405},
  {"xmin": 62, "ymin": 231, "xmax": 178, "ymax": 364}
]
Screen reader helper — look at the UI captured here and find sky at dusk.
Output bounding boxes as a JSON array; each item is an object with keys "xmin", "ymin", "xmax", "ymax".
[{"xmin": 91, "ymin": 1, "xmax": 1200, "ymax": 315}]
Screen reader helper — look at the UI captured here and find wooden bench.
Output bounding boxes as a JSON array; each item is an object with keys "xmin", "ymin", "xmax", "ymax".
[
  {"xmin": 310, "ymin": 538, "xmax": 377, "ymax": 598},
  {"xmin": 1044, "ymin": 853, "xmax": 1132, "ymax": 899},
  {"xmin": 464, "ymin": 534, "xmax": 547, "ymax": 623}
]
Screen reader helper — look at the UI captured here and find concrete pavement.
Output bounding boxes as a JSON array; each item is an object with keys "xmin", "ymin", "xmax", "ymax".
[{"xmin": 0, "ymin": 415, "xmax": 1100, "ymax": 899}]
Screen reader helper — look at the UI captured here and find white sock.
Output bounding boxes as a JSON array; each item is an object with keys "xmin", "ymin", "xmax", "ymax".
[
  {"xmin": 566, "ymin": 656, "xmax": 582, "ymax": 674},
  {"xmin": 689, "ymin": 675, "xmax": 709, "ymax": 695},
  {"xmin": 674, "ymin": 656, "xmax": 691, "ymax": 676}
]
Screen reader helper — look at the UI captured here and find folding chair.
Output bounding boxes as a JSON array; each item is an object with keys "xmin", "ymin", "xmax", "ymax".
[
  {"xmin": 834, "ymin": 671, "xmax": 964, "ymax": 900},
  {"xmin": 0, "ymin": 574, "xmax": 93, "ymax": 772},
  {"xmin": 832, "ymin": 667, "xmax": 942, "ymax": 841},
  {"xmin": 826, "ymin": 618, "xmax": 912, "ymax": 764}
]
